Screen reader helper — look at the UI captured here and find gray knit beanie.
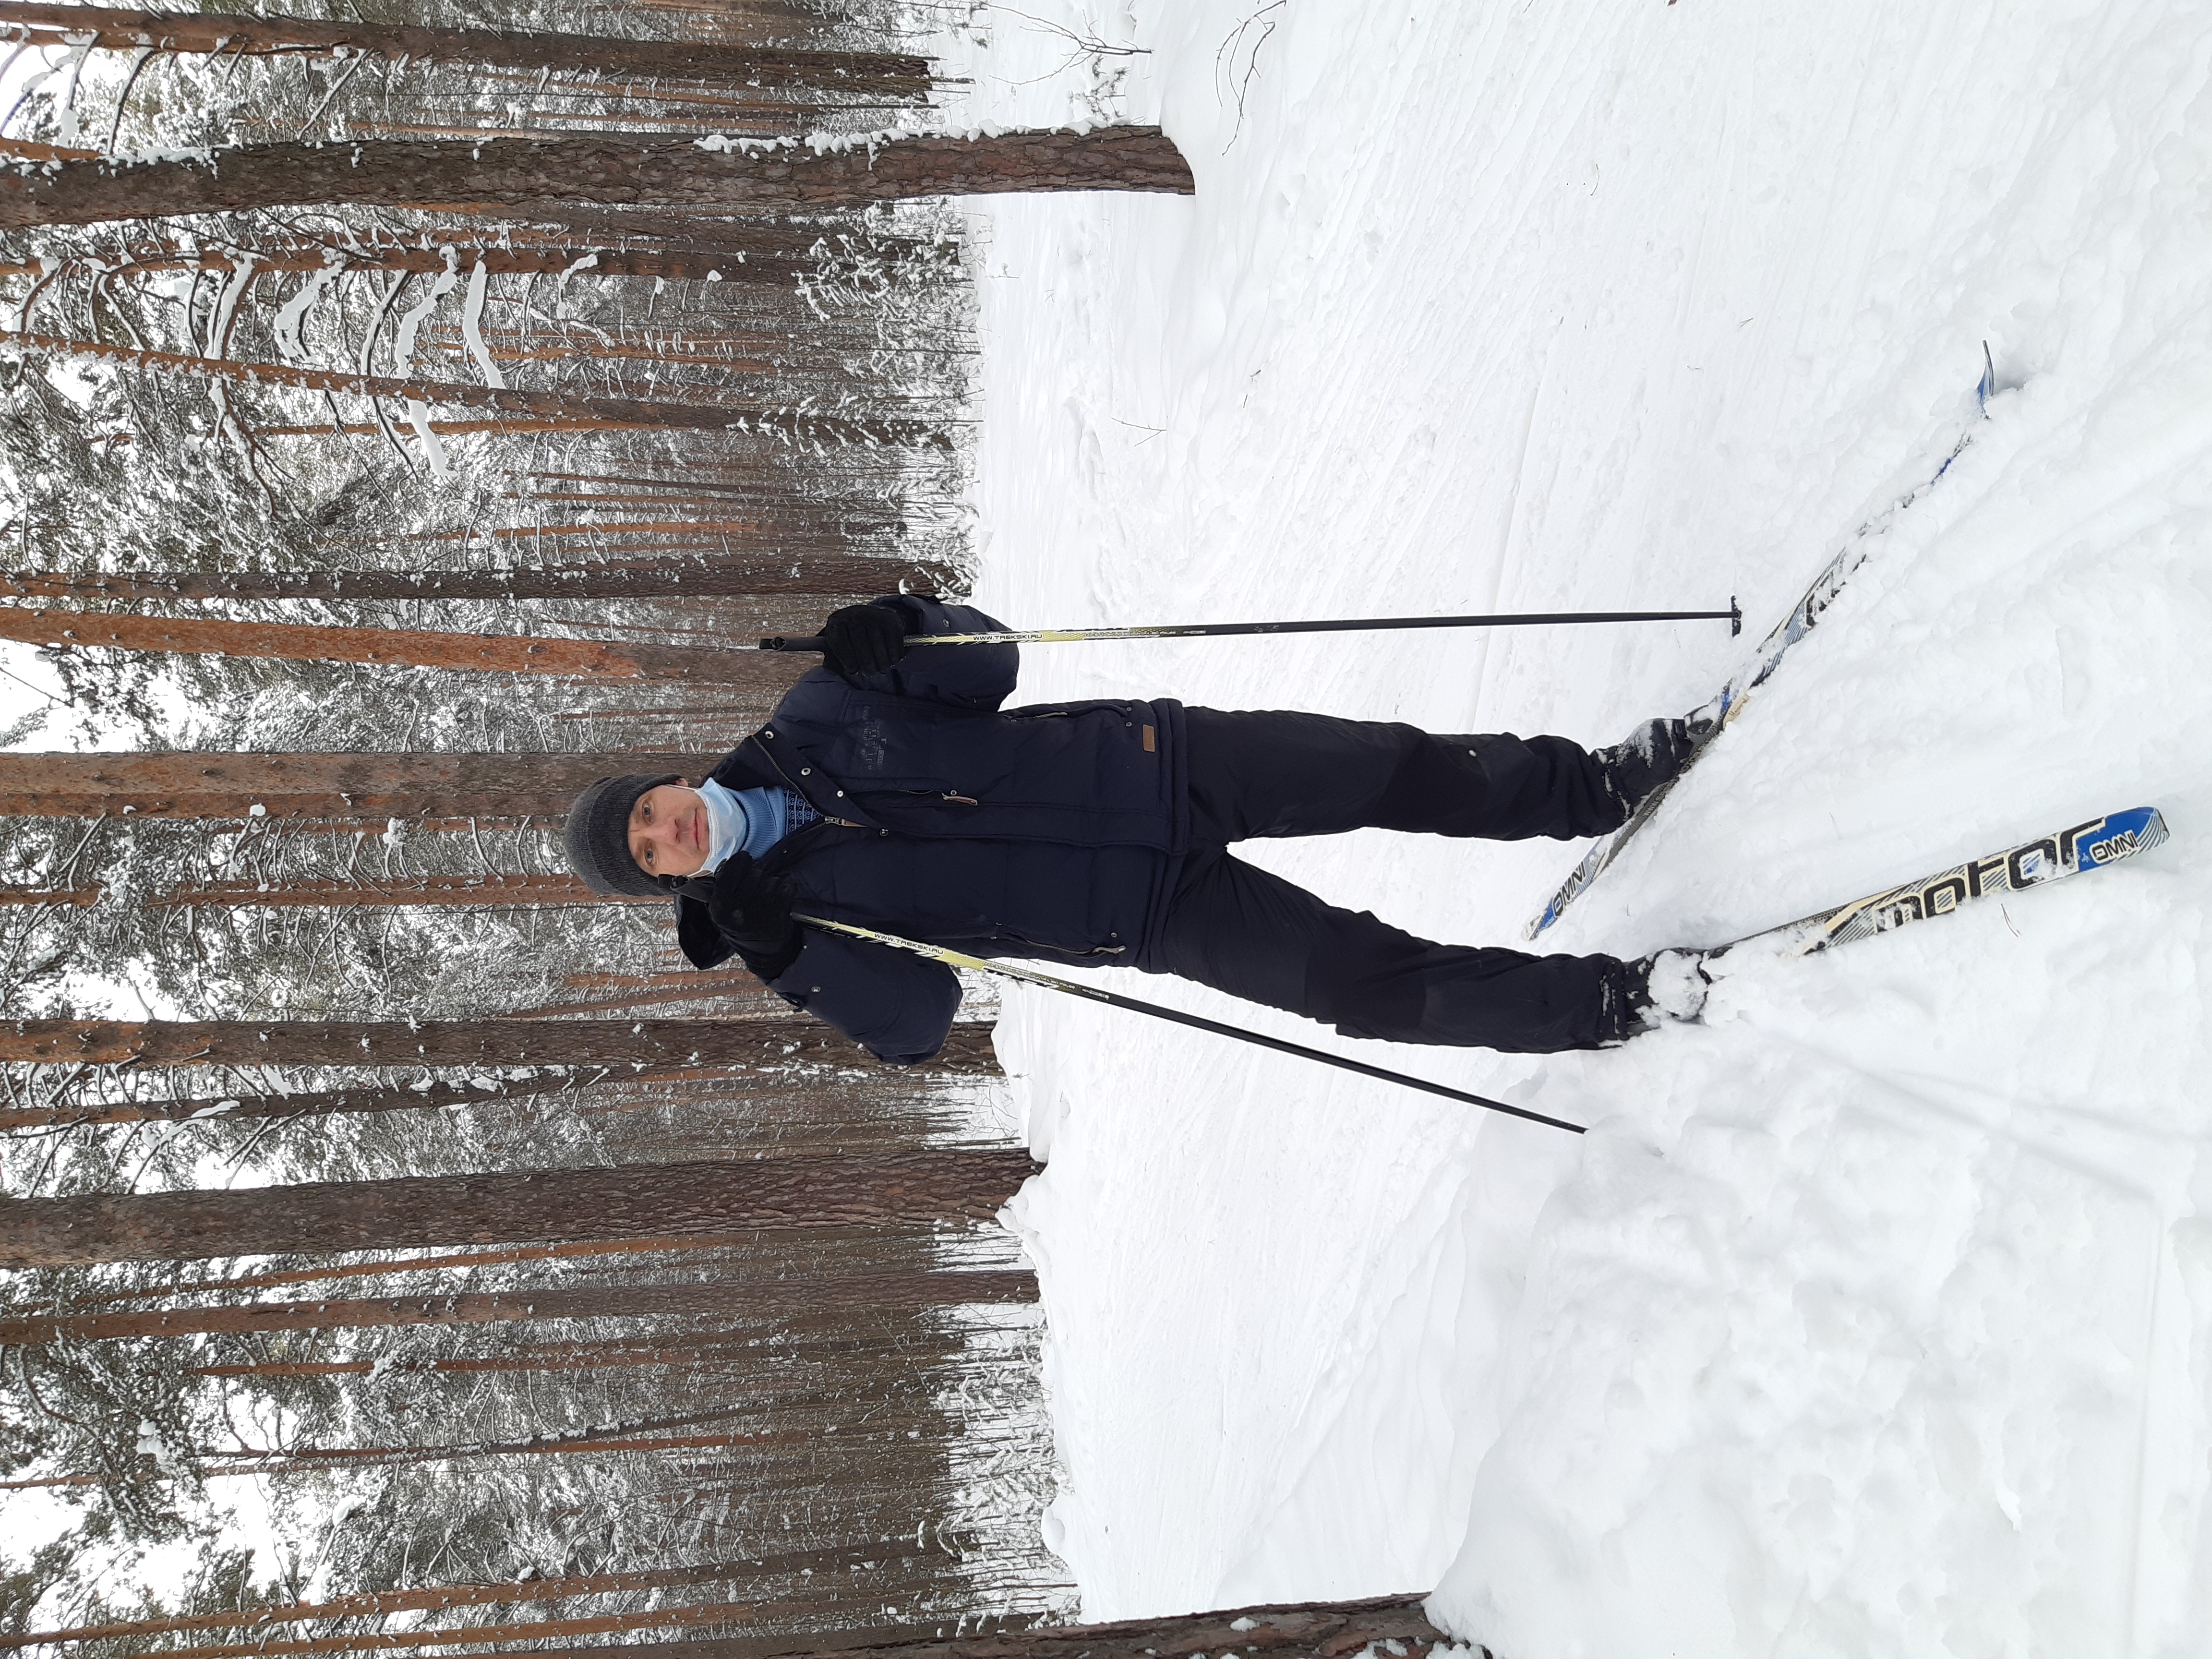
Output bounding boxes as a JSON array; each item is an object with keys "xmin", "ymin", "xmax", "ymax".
[{"xmin": 563, "ymin": 772, "xmax": 682, "ymax": 898}]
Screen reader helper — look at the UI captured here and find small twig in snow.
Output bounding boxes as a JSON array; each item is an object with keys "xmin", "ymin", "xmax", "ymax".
[{"xmin": 1215, "ymin": 0, "xmax": 1287, "ymax": 150}]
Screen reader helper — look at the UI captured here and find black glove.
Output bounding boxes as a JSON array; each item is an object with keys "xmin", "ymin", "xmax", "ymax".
[
  {"xmin": 819, "ymin": 602, "xmax": 912, "ymax": 678},
  {"xmin": 708, "ymin": 853, "xmax": 802, "ymax": 978}
]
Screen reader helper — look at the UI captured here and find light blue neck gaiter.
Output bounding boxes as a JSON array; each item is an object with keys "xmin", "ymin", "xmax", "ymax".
[{"xmin": 697, "ymin": 779, "xmax": 818, "ymax": 871}]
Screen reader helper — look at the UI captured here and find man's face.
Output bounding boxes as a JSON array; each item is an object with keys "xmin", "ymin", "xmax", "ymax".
[{"xmin": 627, "ymin": 781, "xmax": 708, "ymax": 879}]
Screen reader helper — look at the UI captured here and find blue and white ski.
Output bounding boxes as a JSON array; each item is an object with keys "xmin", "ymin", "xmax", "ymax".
[
  {"xmin": 1719, "ymin": 805, "xmax": 2169, "ymax": 960},
  {"xmin": 1525, "ymin": 348, "xmax": 2000, "ymax": 941}
]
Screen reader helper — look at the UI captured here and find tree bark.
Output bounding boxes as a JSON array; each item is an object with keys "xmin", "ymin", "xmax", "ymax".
[
  {"xmin": 0, "ymin": 128, "xmax": 1195, "ymax": 230},
  {"xmin": 3, "ymin": 330, "xmax": 950, "ymax": 449},
  {"xmin": 517, "ymin": 1599, "xmax": 1453, "ymax": 1659},
  {"xmin": 0, "ymin": 601, "xmax": 797, "ymax": 684},
  {"xmin": 0, "ymin": 885, "xmax": 100, "ymax": 906},
  {"xmin": 0, "ymin": 750, "xmax": 657, "ymax": 819},
  {"xmin": 4, "ymin": 1562, "xmax": 759, "ymax": 1649},
  {"xmin": 0, "ymin": 558, "xmax": 919, "ymax": 602},
  {"xmin": 0, "ymin": 3, "xmax": 932, "ymax": 92},
  {"xmin": 0, "ymin": 1073, "xmax": 600, "ymax": 1129},
  {"xmin": 0, "ymin": 1147, "xmax": 1040, "ymax": 1266},
  {"xmin": 37, "ymin": 1600, "xmax": 769, "ymax": 1654},
  {"xmin": 504, "ymin": 974, "xmax": 771, "ymax": 1017},
  {"xmin": 0, "ymin": 1269, "xmax": 1033, "ymax": 1344},
  {"xmin": 0, "ymin": 1017, "xmax": 998, "ymax": 1072}
]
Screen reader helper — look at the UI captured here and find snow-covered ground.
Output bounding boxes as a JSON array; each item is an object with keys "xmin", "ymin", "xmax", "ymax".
[{"xmin": 944, "ymin": 1, "xmax": 2212, "ymax": 1653}]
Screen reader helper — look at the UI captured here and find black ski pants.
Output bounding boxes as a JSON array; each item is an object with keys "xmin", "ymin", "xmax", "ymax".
[{"xmin": 1146, "ymin": 708, "xmax": 1635, "ymax": 1054}]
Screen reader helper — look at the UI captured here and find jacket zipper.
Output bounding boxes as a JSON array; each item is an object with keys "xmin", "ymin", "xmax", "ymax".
[
  {"xmin": 999, "ymin": 928, "xmax": 1125, "ymax": 959},
  {"xmin": 747, "ymin": 739, "xmax": 875, "ymax": 832}
]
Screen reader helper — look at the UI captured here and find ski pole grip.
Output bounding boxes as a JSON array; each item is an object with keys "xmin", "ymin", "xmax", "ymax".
[{"xmin": 758, "ymin": 635, "xmax": 830, "ymax": 653}]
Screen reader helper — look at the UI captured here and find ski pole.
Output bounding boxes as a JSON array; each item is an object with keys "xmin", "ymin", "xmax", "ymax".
[
  {"xmin": 759, "ymin": 602, "xmax": 1741, "ymax": 654},
  {"xmin": 795, "ymin": 913, "xmax": 1587, "ymax": 1135}
]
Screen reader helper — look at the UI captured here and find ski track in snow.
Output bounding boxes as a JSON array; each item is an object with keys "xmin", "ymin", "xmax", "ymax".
[{"xmin": 948, "ymin": 1, "xmax": 2212, "ymax": 1652}]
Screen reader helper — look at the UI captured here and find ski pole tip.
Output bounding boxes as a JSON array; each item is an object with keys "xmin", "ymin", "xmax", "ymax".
[{"xmin": 1730, "ymin": 595, "xmax": 1742, "ymax": 636}]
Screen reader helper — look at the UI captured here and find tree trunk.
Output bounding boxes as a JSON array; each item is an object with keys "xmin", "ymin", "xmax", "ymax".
[
  {"xmin": 0, "ymin": 1147, "xmax": 1039, "ymax": 1265},
  {"xmin": 0, "ymin": 1269, "xmax": 1033, "ymax": 1344},
  {"xmin": 0, "ymin": 1073, "xmax": 601, "ymax": 1129},
  {"xmin": 506, "ymin": 1599, "xmax": 1453, "ymax": 1659},
  {"xmin": 43, "ymin": 1599, "xmax": 771, "ymax": 1653},
  {"xmin": 0, "ymin": 558, "xmax": 919, "ymax": 602},
  {"xmin": 3, "ymin": 1562, "xmax": 759, "ymax": 1648},
  {"xmin": 0, "ymin": 885, "xmax": 100, "ymax": 906},
  {"xmin": 3, "ymin": 330, "xmax": 950, "ymax": 449},
  {"xmin": 504, "ymin": 974, "xmax": 770, "ymax": 1017},
  {"xmin": 0, "ymin": 129, "xmax": 1195, "ymax": 229},
  {"xmin": 85, "ymin": 1229, "xmax": 805, "ymax": 1302},
  {"xmin": 0, "ymin": 1017, "xmax": 996, "ymax": 1072},
  {"xmin": 0, "ymin": 3, "xmax": 932, "ymax": 92},
  {"xmin": 0, "ymin": 750, "xmax": 657, "ymax": 819},
  {"xmin": 194, "ymin": 1329, "xmax": 970, "ymax": 1377},
  {"xmin": 0, "ymin": 1022, "xmax": 998, "ymax": 1106},
  {"xmin": 0, "ymin": 601, "xmax": 795, "ymax": 684}
]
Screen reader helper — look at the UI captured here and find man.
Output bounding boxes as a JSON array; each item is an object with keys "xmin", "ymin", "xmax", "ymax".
[{"xmin": 563, "ymin": 595, "xmax": 1713, "ymax": 1065}]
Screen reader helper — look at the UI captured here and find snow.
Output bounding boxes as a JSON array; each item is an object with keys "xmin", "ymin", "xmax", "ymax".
[
  {"xmin": 460, "ymin": 258, "xmax": 507, "ymax": 390},
  {"xmin": 948, "ymin": 0, "xmax": 2212, "ymax": 1652}
]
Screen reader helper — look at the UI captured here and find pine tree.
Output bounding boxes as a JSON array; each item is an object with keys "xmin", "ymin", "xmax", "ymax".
[
  {"xmin": 0, "ymin": 129, "xmax": 1195, "ymax": 229},
  {"xmin": 0, "ymin": 1148, "xmax": 1041, "ymax": 1265},
  {"xmin": 0, "ymin": 1016, "xmax": 997, "ymax": 1070},
  {"xmin": 3, "ymin": 330, "xmax": 950, "ymax": 449},
  {"xmin": 0, "ymin": 1270, "xmax": 1034, "ymax": 1345},
  {"xmin": 0, "ymin": 601, "xmax": 803, "ymax": 684},
  {"xmin": 0, "ymin": 556, "xmax": 923, "ymax": 602},
  {"xmin": 0, "ymin": 751, "xmax": 653, "ymax": 820},
  {"xmin": 0, "ymin": 3, "xmax": 933, "ymax": 96}
]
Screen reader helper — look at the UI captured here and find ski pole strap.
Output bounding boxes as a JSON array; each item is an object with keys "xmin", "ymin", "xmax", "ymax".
[
  {"xmin": 793, "ymin": 914, "xmax": 1586, "ymax": 1134},
  {"xmin": 758, "ymin": 604, "xmax": 1742, "ymax": 653}
]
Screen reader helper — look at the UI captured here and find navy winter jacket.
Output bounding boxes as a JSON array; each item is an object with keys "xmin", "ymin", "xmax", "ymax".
[{"xmin": 673, "ymin": 597, "xmax": 1189, "ymax": 1065}]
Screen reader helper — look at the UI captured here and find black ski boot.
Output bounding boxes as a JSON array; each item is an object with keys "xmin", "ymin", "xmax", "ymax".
[{"xmin": 1593, "ymin": 695, "xmax": 1727, "ymax": 816}]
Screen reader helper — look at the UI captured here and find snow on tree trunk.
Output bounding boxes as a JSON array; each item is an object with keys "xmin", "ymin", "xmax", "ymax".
[
  {"xmin": 0, "ymin": 128, "xmax": 1196, "ymax": 229},
  {"xmin": 0, "ymin": 1147, "xmax": 1041, "ymax": 1265}
]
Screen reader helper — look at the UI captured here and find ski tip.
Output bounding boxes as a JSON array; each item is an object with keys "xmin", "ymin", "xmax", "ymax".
[
  {"xmin": 1977, "ymin": 340, "xmax": 1996, "ymax": 409},
  {"xmin": 1730, "ymin": 594, "xmax": 1743, "ymax": 637},
  {"xmin": 2078, "ymin": 805, "xmax": 2169, "ymax": 866}
]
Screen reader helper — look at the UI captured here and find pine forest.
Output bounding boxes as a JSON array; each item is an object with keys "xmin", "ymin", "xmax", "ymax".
[{"xmin": 0, "ymin": 2, "xmax": 1182, "ymax": 1650}]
